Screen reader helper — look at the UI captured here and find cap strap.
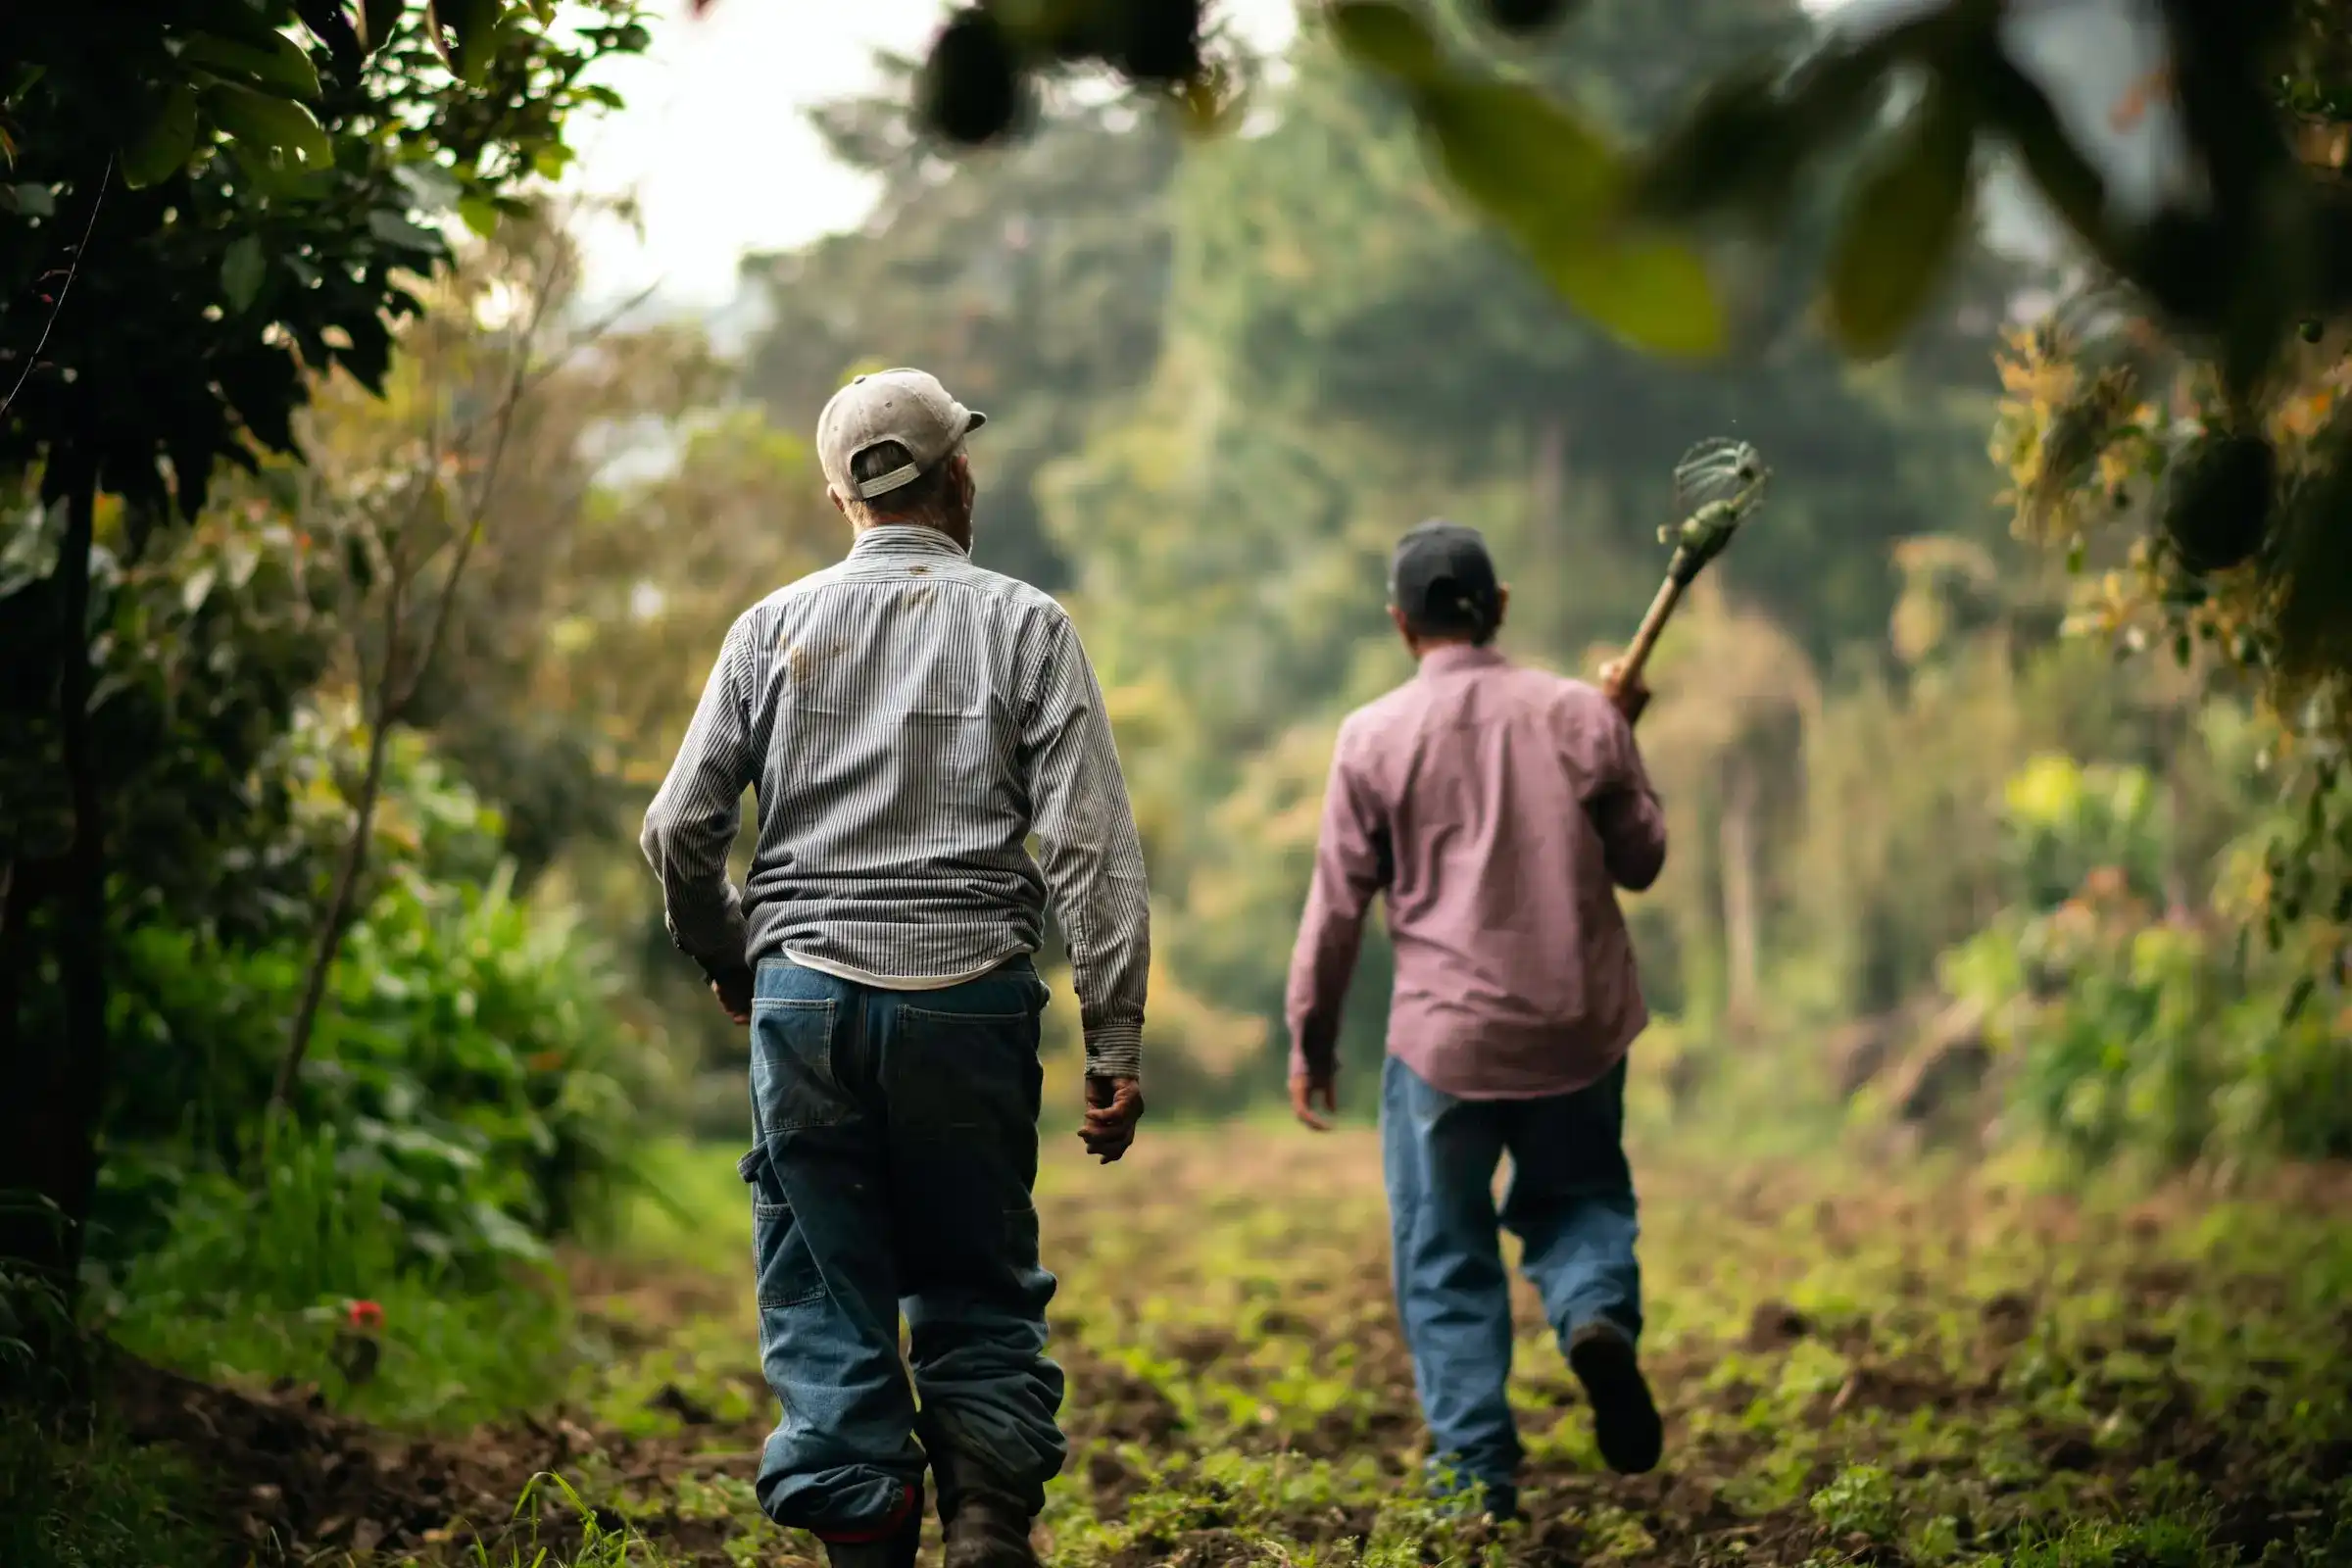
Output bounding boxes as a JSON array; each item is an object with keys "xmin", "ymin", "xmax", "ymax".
[{"xmin": 854, "ymin": 462, "xmax": 921, "ymax": 499}]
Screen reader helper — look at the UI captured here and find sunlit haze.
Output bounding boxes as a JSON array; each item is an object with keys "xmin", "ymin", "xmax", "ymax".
[{"xmin": 568, "ymin": 0, "xmax": 1300, "ymax": 310}]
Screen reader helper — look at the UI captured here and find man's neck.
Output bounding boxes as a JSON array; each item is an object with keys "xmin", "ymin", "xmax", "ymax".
[{"xmin": 855, "ymin": 516, "xmax": 971, "ymax": 554}]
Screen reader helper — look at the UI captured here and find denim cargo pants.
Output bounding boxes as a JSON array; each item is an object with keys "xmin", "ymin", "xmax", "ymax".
[{"xmin": 738, "ymin": 956, "xmax": 1067, "ymax": 1538}]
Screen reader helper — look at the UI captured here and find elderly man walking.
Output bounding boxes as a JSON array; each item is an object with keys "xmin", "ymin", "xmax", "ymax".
[
  {"xmin": 641, "ymin": 368, "xmax": 1151, "ymax": 1568},
  {"xmin": 1286, "ymin": 519, "xmax": 1667, "ymax": 1519}
]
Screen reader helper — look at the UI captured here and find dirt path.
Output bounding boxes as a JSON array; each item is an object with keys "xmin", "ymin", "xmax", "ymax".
[{"xmin": 109, "ymin": 1132, "xmax": 2352, "ymax": 1566}]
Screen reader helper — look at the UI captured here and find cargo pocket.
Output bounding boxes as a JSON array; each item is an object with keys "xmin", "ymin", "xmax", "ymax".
[
  {"xmin": 739, "ymin": 1144, "xmax": 829, "ymax": 1309},
  {"xmin": 1003, "ymin": 1200, "xmax": 1044, "ymax": 1271}
]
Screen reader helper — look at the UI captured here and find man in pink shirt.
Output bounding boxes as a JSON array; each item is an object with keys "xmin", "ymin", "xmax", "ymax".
[{"xmin": 1286, "ymin": 519, "xmax": 1667, "ymax": 1517}]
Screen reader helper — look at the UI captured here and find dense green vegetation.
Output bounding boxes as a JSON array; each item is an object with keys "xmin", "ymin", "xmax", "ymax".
[{"xmin": 3, "ymin": 0, "xmax": 2349, "ymax": 1563}]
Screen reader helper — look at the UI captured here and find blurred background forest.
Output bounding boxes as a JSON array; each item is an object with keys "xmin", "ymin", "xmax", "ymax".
[{"xmin": 7, "ymin": 0, "xmax": 2352, "ymax": 1472}]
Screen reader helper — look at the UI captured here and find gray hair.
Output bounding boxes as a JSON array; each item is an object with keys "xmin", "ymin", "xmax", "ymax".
[{"xmin": 846, "ymin": 439, "xmax": 963, "ymax": 527}]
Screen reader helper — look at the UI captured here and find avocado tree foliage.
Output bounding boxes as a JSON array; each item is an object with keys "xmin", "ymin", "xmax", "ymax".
[
  {"xmin": 1988, "ymin": 3, "xmax": 2352, "ymax": 968},
  {"xmin": 857, "ymin": 0, "xmax": 2352, "ymax": 946},
  {"xmin": 837, "ymin": 4, "xmax": 2320, "ymax": 360},
  {"xmin": 858, "ymin": 2, "xmax": 2352, "ymax": 601},
  {"xmin": 0, "ymin": 0, "xmax": 646, "ymax": 1299}
]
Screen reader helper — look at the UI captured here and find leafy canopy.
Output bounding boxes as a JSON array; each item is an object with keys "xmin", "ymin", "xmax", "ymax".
[{"xmin": 0, "ymin": 0, "xmax": 647, "ymax": 522}]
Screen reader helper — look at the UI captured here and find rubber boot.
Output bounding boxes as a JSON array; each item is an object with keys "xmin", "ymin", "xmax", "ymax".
[
  {"xmin": 819, "ymin": 1481, "xmax": 923, "ymax": 1568},
  {"xmin": 932, "ymin": 1450, "xmax": 1039, "ymax": 1568},
  {"xmin": 1567, "ymin": 1320, "xmax": 1664, "ymax": 1475}
]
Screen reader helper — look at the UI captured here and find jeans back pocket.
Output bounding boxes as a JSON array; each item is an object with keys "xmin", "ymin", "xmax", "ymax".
[{"xmin": 751, "ymin": 995, "xmax": 850, "ymax": 1136}]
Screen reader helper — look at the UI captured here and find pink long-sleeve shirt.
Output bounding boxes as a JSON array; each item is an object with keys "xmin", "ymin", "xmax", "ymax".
[{"xmin": 1284, "ymin": 644, "xmax": 1666, "ymax": 1100}]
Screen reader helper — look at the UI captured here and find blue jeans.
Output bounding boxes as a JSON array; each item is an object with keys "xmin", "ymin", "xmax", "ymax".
[
  {"xmin": 739, "ymin": 957, "xmax": 1066, "ymax": 1537},
  {"xmin": 1381, "ymin": 1053, "xmax": 1642, "ymax": 1514}
]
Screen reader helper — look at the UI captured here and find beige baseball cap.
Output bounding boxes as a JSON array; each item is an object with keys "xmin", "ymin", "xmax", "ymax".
[{"xmin": 815, "ymin": 368, "xmax": 988, "ymax": 501}]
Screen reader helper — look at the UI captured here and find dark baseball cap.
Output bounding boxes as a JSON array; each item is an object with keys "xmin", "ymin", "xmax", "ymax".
[{"xmin": 1390, "ymin": 519, "xmax": 1501, "ymax": 637}]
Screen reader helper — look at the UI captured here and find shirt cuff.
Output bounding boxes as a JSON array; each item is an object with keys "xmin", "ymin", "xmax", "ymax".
[
  {"xmin": 698, "ymin": 956, "xmax": 755, "ymax": 991},
  {"xmin": 1289, "ymin": 1035, "xmax": 1336, "ymax": 1083},
  {"xmin": 1082, "ymin": 1019, "xmax": 1144, "ymax": 1081}
]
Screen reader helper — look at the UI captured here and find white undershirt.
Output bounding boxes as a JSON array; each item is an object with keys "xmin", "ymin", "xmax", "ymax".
[{"xmin": 781, "ymin": 948, "xmax": 1007, "ymax": 993}]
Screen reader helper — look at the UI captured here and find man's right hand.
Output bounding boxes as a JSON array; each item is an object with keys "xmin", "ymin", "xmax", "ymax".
[
  {"xmin": 1597, "ymin": 658, "xmax": 1650, "ymax": 726},
  {"xmin": 710, "ymin": 966, "xmax": 754, "ymax": 1026},
  {"xmin": 1291, "ymin": 1069, "xmax": 1337, "ymax": 1132},
  {"xmin": 1080, "ymin": 1075, "xmax": 1145, "ymax": 1163}
]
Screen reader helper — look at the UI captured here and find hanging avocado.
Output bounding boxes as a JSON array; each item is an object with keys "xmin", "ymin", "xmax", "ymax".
[
  {"xmin": 1111, "ymin": 0, "xmax": 1201, "ymax": 85},
  {"xmin": 2159, "ymin": 431, "xmax": 2275, "ymax": 574},
  {"xmin": 1480, "ymin": 0, "xmax": 1577, "ymax": 34},
  {"xmin": 917, "ymin": 9, "xmax": 1024, "ymax": 147}
]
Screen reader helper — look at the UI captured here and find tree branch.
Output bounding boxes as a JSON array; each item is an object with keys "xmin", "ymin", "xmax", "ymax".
[
  {"xmin": 0, "ymin": 156, "xmax": 109, "ymax": 424},
  {"xmin": 270, "ymin": 236, "xmax": 630, "ymax": 1120}
]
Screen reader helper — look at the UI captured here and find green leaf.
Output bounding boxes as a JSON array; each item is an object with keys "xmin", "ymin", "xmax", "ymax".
[
  {"xmin": 393, "ymin": 161, "xmax": 464, "ymax": 212},
  {"xmin": 458, "ymin": 195, "xmax": 501, "ymax": 237},
  {"xmin": 2283, "ymin": 974, "xmax": 2316, "ymax": 1022},
  {"xmin": 1533, "ymin": 225, "xmax": 1729, "ymax": 360},
  {"xmin": 203, "ymin": 84, "xmax": 335, "ymax": 174},
  {"xmin": 359, "ymin": 0, "xmax": 408, "ymax": 53},
  {"xmin": 1327, "ymin": 2, "xmax": 1443, "ymax": 85},
  {"xmin": 1822, "ymin": 71, "xmax": 1978, "ymax": 360},
  {"xmin": 1407, "ymin": 76, "xmax": 1727, "ymax": 359},
  {"xmin": 1634, "ymin": 61, "xmax": 1799, "ymax": 223},
  {"xmin": 0, "ymin": 183, "xmax": 55, "ymax": 218},
  {"xmin": 1411, "ymin": 76, "xmax": 1622, "ymax": 237},
  {"xmin": 368, "ymin": 208, "xmax": 441, "ymax": 253},
  {"xmin": 1973, "ymin": 50, "xmax": 2123, "ymax": 281},
  {"xmin": 180, "ymin": 564, "xmax": 219, "ymax": 614},
  {"xmin": 178, "ymin": 29, "xmax": 322, "ymax": 101},
  {"xmin": 221, "ymin": 234, "xmax": 268, "ymax": 312},
  {"xmin": 121, "ymin": 83, "xmax": 203, "ymax": 189},
  {"xmin": 4, "ymin": 64, "xmax": 49, "ymax": 106},
  {"xmin": 185, "ymin": 0, "xmax": 296, "ymax": 47},
  {"xmin": 426, "ymin": 0, "xmax": 505, "ymax": 85}
]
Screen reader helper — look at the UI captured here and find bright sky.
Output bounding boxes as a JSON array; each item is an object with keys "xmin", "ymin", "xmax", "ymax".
[
  {"xmin": 566, "ymin": 0, "xmax": 2174, "ymax": 312},
  {"xmin": 568, "ymin": 0, "xmax": 1300, "ymax": 310}
]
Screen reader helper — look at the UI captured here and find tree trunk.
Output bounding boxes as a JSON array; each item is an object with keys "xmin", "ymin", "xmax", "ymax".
[
  {"xmin": 0, "ymin": 859, "xmax": 40, "ymax": 1255},
  {"xmin": 2160, "ymin": 705, "xmax": 2190, "ymax": 921},
  {"xmin": 0, "ymin": 465, "xmax": 110, "ymax": 1311},
  {"xmin": 1719, "ymin": 754, "xmax": 1761, "ymax": 1034},
  {"xmin": 1530, "ymin": 416, "xmax": 1566, "ymax": 556},
  {"xmin": 272, "ymin": 710, "xmax": 394, "ymax": 1113},
  {"xmin": 1529, "ymin": 416, "xmax": 1566, "ymax": 642}
]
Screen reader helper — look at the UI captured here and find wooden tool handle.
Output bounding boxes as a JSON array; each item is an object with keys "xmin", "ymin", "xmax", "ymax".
[{"xmin": 1614, "ymin": 573, "xmax": 1685, "ymax": 687}]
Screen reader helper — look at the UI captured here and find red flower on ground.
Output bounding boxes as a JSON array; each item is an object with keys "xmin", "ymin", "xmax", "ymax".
[{"xmin": 345, "ymin": 1298, "xmax": 385, "ymax": 1332}]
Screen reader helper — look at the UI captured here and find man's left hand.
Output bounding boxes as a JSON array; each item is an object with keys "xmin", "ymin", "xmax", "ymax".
[{"xmin": 710, "ymin": 967, "xmax": 753, "ymax": 1026}]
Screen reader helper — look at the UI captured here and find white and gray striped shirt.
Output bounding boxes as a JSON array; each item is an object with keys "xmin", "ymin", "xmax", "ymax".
[{"xmin": 639, "ymin": 524, "xmax": 1150, "ymax": 1079}]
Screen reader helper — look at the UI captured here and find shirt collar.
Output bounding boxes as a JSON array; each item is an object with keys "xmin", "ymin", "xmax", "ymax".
[
  {"xmin": 848, "ymin": 523, "xmax": 968, "ymax": 562},
  {"xmin": 1416, "ymin": 643, "xmax": 1507, "ymax": 679}
]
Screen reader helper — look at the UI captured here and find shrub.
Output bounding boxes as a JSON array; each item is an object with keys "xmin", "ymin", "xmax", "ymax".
[
  {"xmin": 85, "ymin": 735, "xmax": 646, "ymax": 1290},
  {"xmin": 89, "ymin": 867, "xmax": 640, "ymax": 1288},
  {"xmin": 1942, "ymin": 754, "xmax": 2352, "ymax": 1173}
]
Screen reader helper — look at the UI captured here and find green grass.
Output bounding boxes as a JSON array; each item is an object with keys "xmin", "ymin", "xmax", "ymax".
[
  {"xmin": 605, "ymin": 1138, "xmax": 757, "ymax": 1279},
  {"xmin": 0, "ymin": 1405, "xmax": 220, "ymax": 1568},
  {"xmin": 106, "ymin": 1267, "xmax": 580, "ymax": 1429},
  {"xmin": 88, "ymin": 1121, "xmax": 590, "ymax": 1431}
]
